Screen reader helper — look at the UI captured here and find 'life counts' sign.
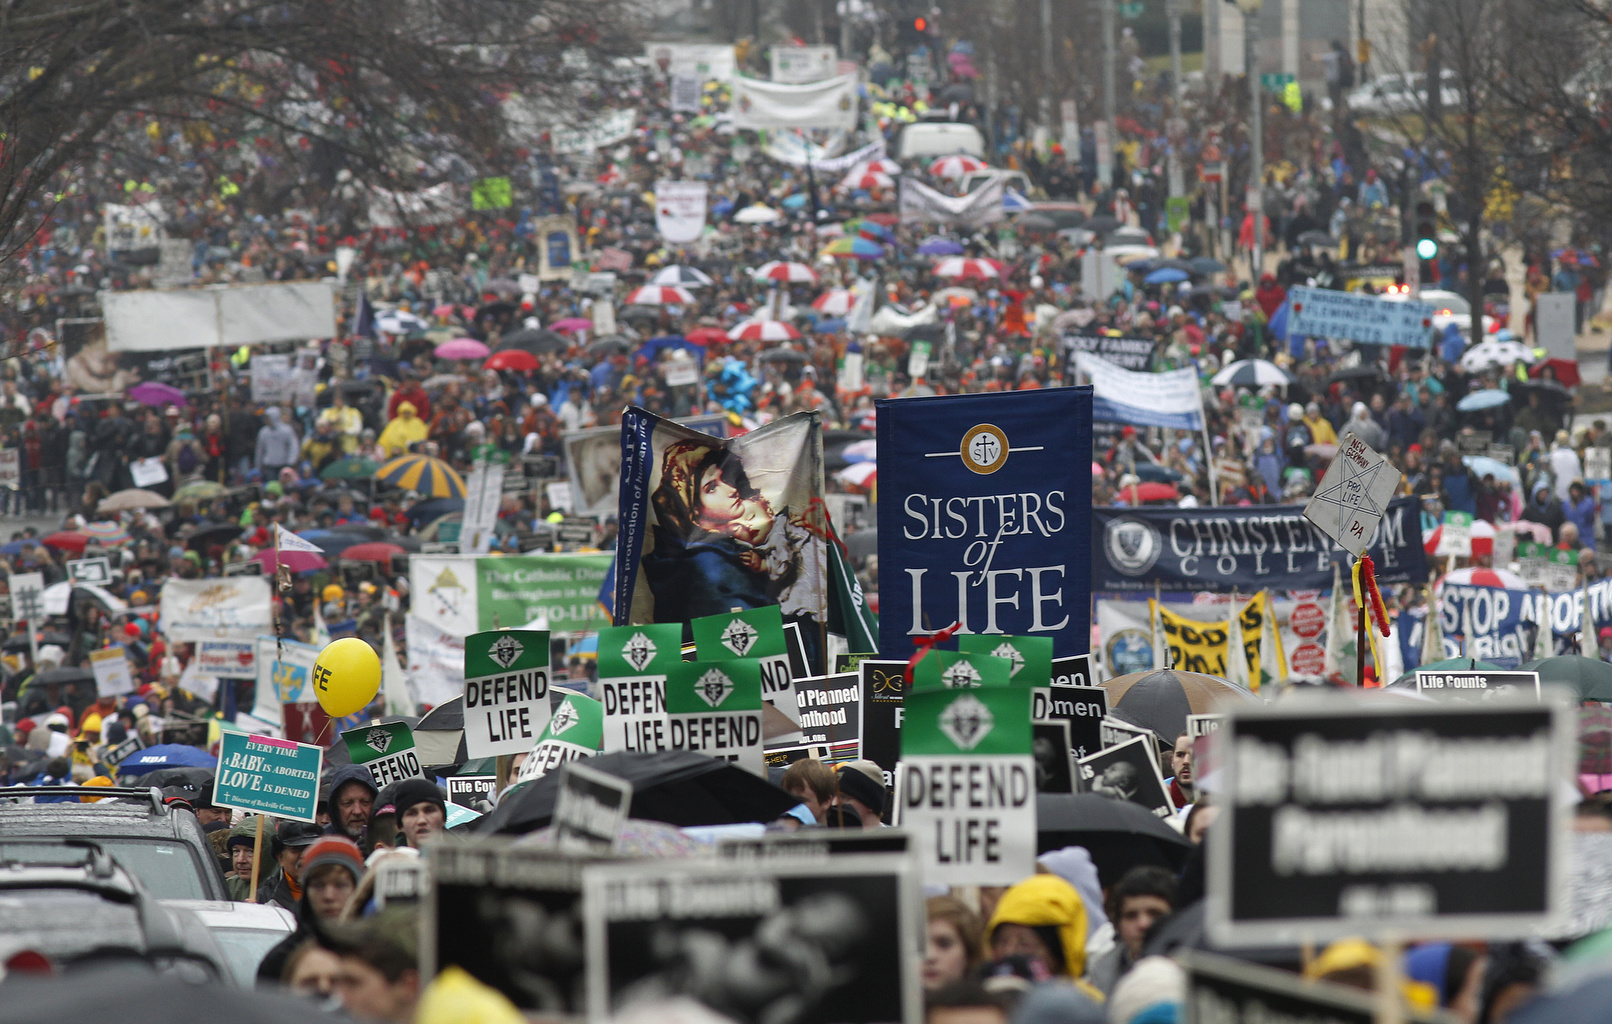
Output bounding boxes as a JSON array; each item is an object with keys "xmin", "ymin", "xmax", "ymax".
[{"xmin": 877, "ymin": 388, "xmax": 1093, "ymax": 659}]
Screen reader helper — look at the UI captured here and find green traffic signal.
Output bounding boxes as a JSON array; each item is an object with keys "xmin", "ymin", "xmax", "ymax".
[{"xmin": 1416, "ymin": 237, "xmax": 1439, "ymax": 260}]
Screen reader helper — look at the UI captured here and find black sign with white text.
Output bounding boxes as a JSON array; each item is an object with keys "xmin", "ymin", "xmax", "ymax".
[
  {"xmin": 1032, "ymin": 683, "xmax": 1108, "ymax": 760},
  {"xmin": 859, "ymin": 660, "xmax": 908, "ymax": 787},
  {"xmin": 1077, "ymin": 734, "xmax": 1173, "ymax": 818},
  {"xmin": 1208, "ymin": 696, "xmax": 1568, "ymax": 945},
  {"xmin": 1414, "ymin": 670, "xmax": 1540, "ymax": 700}
]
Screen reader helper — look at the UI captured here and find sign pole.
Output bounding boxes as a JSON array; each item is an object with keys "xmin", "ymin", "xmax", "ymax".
[
  {"xmin": 1374, "ymin": 933, "xmax": 1405, "ymax": 1024},
  {"xmin": 247, "ymin": 813, "xmax": 265, "ymax": 903},
  {"xmin": 1356, "ymin": 560, "xmax": 1367, "ymax": 687}
]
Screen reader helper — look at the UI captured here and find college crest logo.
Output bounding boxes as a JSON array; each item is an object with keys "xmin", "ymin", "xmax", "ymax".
[{"xmin": 1104, "ymin": 517, "xmax": 1163, "ymax": 577}]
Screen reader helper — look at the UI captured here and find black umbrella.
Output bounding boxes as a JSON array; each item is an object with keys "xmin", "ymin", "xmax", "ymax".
[
  {"xmin": 327, "ymin": 522, "xmax": 389, "ymax": 539},
  {"xmin": 1036, "ymin": 793, "xmax": 1193, "ymax": 887},
  {"xmin": 1513, "ymin": 378, "xmax": 1572, "ymax": 407},
  {"xmin": 34, "ymin": 667, "xmax": 95, "ymax": 688},
  {"xmin": 586, "ymin": 336, "xmax": 633, "ymax": 358},
  {"xmin": 1187, "ymin": 256, "xmax": 1227, "ymax": 275},
  {"xmin": 0, "ymin": 967, "xmax": 319, "ymax": 1023},
  {"xmin": 498, "ymin": 328, "xmax": 568, "ymax": 354},
  {"xmin": 417, "ymin": 694, "xmax": 463, "ymax": 731},
  {"xmin": 757, "ymin": 347, "xmax": 808, "ymax": 364},
  {"xmin": 1086, "ymin": 215, "xmax": 1120, "ymax": 234},
  {"xmin": 1018, "ymin": 214, "xmax": 1057, "ymax": 232},
  {"xmin": 1042, "ymin": 208, "xmax": 1088, "ymax": 230},
  {"xmin": 937, "ymin": 82, "xmax": 975, "ymax": 105},
  {"xmin": 1325, "ymin": 365, "xmax": 1383, "ymax": 384},
  {"xmin": 137, "ymin": 766, "xmax": 216, "ymax": 792},
  {"xmin": 1297, "ymin": 230, "xmax": 1338, "ymax": 247},
  {"xmin": 185, "ymin": 521, "xmax": 244, "ymax": 552},
  {"xmin": 5, "ymin": 632, "xmax": 72, "ymax": 653},
  {"xmin": 618, "ymin": 306, "xmax": 663, "ymax": 324},
  {"xmin": 476, "ymin": 750, "xmax": 801, "ymax": 834}
]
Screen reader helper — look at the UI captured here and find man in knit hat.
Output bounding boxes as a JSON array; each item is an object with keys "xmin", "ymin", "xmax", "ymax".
[{"xmin": 392, "ymin": 778, "xmax": 449, "ymax": 847}]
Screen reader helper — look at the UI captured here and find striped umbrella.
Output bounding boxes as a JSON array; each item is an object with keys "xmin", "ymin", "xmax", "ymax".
[
  {"xmin": 822, "ymin": 237, "xmax": 886, "ymax": 260},
  {"xmin": 840, "ymin": 169, "xmax": 894, "ymax": 191},
  {"xmin": 932, "ymin": 257, "xmax": 1004, "ymax": 280},
  {"xmin": 624, "ymin": 285, "xmax": 696, "ymax": 306},
  {"xmin": 82, "ymin": 521, "xmax": 130, "ymax": 547},
  {"xmin": 812, "ymin": 289, "xmax": 855, "ymax": 315},
  {"xmin": 859, "ymin": 157, "xmax": 902, "ymax": 175},
  {"xmin": 650, "ymin": 266, "xmax": 715, "ymax": 287},
  {"xmin": 929, "ymin": 154, "xmax": 987, "ymax": 180},
  {"xmin": 727, "ymin": 319, "xmax": 801, "ymax": 342},
  {"xmin": 751, "ymin": 261, "xmax": 819, "ymax": 284},
  {"xmin": 374, "ymin": 455, "xmax": 466, "ymax": 498}
]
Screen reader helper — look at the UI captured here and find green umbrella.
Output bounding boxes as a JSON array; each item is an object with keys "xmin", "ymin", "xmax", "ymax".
[
  {"xmin": 1390, "ymin": 657, "xmax": 1502, "ymax": 689},
  {"xmin": 320, "ymin": 456, "xmax": 379, "ymax": 481},
  {"xmin": 172, "ymin": 479, "xmax": 227, "ymax": 502},
  {"xmin": 1521, "ymin": 656, "xmax": 1612, "ymax": 701}
]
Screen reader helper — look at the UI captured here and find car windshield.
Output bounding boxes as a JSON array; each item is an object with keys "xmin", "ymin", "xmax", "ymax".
[
  {"xmin": 209, "ymin": 927, "xmax": 289, "ymax": 987},
  {"xmin": 1428, "ymin": 292, "xmax": 1472, "ymax": 314},
  {"xmin": 0, "ymin": 890, "xmax": 143, "ymax": 962},
  {"xmin": 0, "ymin": 841, "xmax": 210, "ymax": 900}
]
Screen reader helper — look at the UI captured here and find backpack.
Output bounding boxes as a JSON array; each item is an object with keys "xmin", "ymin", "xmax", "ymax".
[{"xmin": 177, "ymin": 441, "xmax": 199, "ymax": 475}]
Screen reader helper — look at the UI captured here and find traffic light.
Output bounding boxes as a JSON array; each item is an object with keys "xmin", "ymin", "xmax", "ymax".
[
  {"xmin": 1414, "ymin": 200, "xmax": 1438, "ymax": 261},
  {"xmin": 898, "ymin": 15, "xmax": 929, "ymax": 47},
  {"xmin": 914, "ymin": 16, "xmax": 927, "ymax": 32}
]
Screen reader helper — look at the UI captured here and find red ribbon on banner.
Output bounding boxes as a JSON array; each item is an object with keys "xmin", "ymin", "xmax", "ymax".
[
  {"xmin": 1360, "ymin": 555, "xmax": 1391, "ymax": 638},
  {"xmin": 904, "ymin": 622, "xmax": 962, "ymax": 685}
]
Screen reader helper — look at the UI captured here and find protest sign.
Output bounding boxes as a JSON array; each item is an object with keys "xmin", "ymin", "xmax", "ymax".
[
  {"xmin": 213, "ymin": 732, "xmax": 323, "ymax": 822},
  {"xmin": 789, "ymin": 673, "xmax": 861, "ymax": 754},
  {"xmin": 771, "ymin": 44, "xmax": 837, "ymax": 83},
  {"xmin": 645, "ymin": 42, "xmax": 737, "ymax": 80},
  {"xmin": 901, "ymin": 685, "xmax": 1035, "ymax": 885},
  {"xmin": 669, "ymin": 74, "xmax": 702, "ymax": 112},
  {"xmin": 425, "ymin": 843, "xmax": 592, "ymax": 1015},
  {"xmin": 1208, "ymin": 694, "xmax": 1569, "ymax": 945},
  {"xmin": 1093, "ymin": 498, "xmax": 1428, "ymax": 593},
  {"xmin": 89, "ymin": 645, "xmax": 135, "ymax": 697},
  {"xmin": 65, "ymin": 557, "xmax": 111, "ymax": 586},
  {"xmin": 717, "ymin": 830, "xmax": 911, "ymax": 860},
  {"xmin": 1101, "ymin": 715, "xmax": 1159, "ymax": 755},
  {"xmin": 459, "ymin": 458, "xmax": 507, "ymax": 556},
  {"xmin": 1436, "ymin": 510, "xmax": 1473, "ymax": 558},
  {"xmin": 371, "ymin": 857, "xmax": 424, "ymax": 910},
  {"xmin": 877, "ymin": 388, "xmax": 1093, "ymax": 659},
  {"xmin": 1437, "ymin": 583, "xmax": 1534, "ymax": 667},
  {"xmin": 653, "ymin": 180, "xmax": 708, "ymax": 243},
  {"xmin": 471, "ymin": 176, "xmax": 513, "ymax": 210},
  {"xmin": 251, "ymin": 635, "xmax": 321, "ymax": 722},
  {"xmin": 910, "ymin": 650, "xmax": 1014, "ymax": 692},
  {"xmin": 1587, "ymin": 447, "xmax": 1612, "ymax": 485},
  {"xmin": 599, "ymin": 623, "xmax": 681, "ymax": 754},
  {"xmin": 1303, "ymin": 435, "xmax": 1403, "ymax": 558},
  {"xmin": 551, "ymin": 762, "xmax": 633, "ymax": 854},
  {"xmin": 9, "ymin": 571, "xmax": 43, "ymax": 623},
  {"xmin": 1033, "ymin": 721, "xmax": 1075, "ymax": 793},
  {"xmin": 159, "ymin": 577, "xmax": 273, "ymax": 641},
  {"xmin": 1062, "ymin": 332, "xmax": 1155, "ymax": 371},
  {"xmin": 1152, "ymin": 593, "xmax": 1286, "ymax": 683},
  {"xmin": 342, "ymin": 721, "xmax": 425, "ymax": 786},
  {"xmin": 1077, "ymin": 734, "xmax": 1173, "ymax": 818},
  {"xmin": 1287, "ymin": 286, "xmax": 1438, "ymax": 347},
  {"xmin": 693, "ymin": 606, "xmax": 796, "ymax": 724},
  {"xmin": 958, "ymin": 634, "xmax": 1053, "ymax": 686},
  {"xmin": 105, "ymin": 735, "xmax": 145, "ymax": 769},
  {"xmin": 1544, "ymin": 549, "xmax": 1580, "ymax": 593},
  {"xmin": 446, "ymin": 776, "xmax": 497, "ymax": 808},
  {"xmin": 0, "ymin": 450, "xmax": 17, "ymax": 491},
  {"xmin": 550, "ymin": 108, "xmax": 638, "ymax": 154},
  {"xmin": 859, "ymin": 660, "xmax": 908, "ymax": 785},
  {"xmin": 462, "ymin": 630, "xmax": 552, "ymax": 758},
  {"xmin": 665, "ymin": 659, "xmax": 766, "ymax": 775},
  {"xmin": 729, "ymin": 74, "xmax": 858, "ymax": 130},
  {"xmin": 583, "ymin": 855, "xmax": 920, "ymax": 1024},
  {"xmin": 1187, "ymin": 714, "xmax": 1224, "ymax": 738},
  {"xmin": 897, "ymin": 177, "xmax": 1005, "ymax": 229},
  {"xmin": 1415, "ymin": 669, "xmax": 1540, "ymax": 699},
  {"xmin": 615, "ymin": 410, "xmax": 837, "ymax": 673},
  {"xmin": 1031, "ymin": 684, "xmax": 1108, "ymax": 760},
  {"xmin": 196, "ymin": 639, "xmax": 255, "ymax": 679},
  {"xmin": 1178, "ymin": 950, "xmax": 1445, "ymax": 1024},
  {"xmin": 514, "ymin": 692, "xmax": 603, "ymax": 783},
  {"xmin": 1076, "ymin": 352, "xmax": 1205, "ymax": 430}
]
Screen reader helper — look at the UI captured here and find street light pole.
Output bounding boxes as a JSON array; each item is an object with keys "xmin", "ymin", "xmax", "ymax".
[
  {"xmin": 1041, "ymin": 0, "xmax": 1054, "ymax": 137},
  {"xmin": 1238, "ymin": 0, "xmax": 1265, "ymax": 283},
  {"xmin": 1101, "ymin": 0, "xmax": 1116, "ymax": 188},
  {"xmin": 1167, "ymin": 0, "xmax": 1183, "ymax": 108}
]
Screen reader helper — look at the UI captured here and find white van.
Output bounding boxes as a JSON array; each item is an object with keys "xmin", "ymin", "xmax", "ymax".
[{"xmin": 894, "ymin": 121, "xmax": 986, "ymax": 160}]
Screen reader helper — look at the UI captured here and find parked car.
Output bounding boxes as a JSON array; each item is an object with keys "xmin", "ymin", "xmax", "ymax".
[
  {"xmin": 894, "ymin": 121, "xmax": 985, "ymax": 160},
  {"xmin": 959, "ymin": 168, "xmax": 1034, "ymax": 197},
  {"xmin": 1334, "ymin": 71, "xmax": 1462, "ymax": 116},
  {"xmin": 0, "ymin": 838, "xmax": 227, "ymax": 981},
  {"xmin": 0, "ymin": 786, "xmax": 227, "ymax": 901},
  {"xmin": 162, "ymin": 899, "xmax": 296, "ymax": 987},
  {"xmin": 1381, "ymin": 286, "xmax": 1495, "ymax": 335}
]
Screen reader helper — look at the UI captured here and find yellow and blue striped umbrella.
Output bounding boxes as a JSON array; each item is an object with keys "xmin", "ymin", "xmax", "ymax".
[{"xmin": 374, "ymin": 455, "xmax": 465, "ymax": 498}]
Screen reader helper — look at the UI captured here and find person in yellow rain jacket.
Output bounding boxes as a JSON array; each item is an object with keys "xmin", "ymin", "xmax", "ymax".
[
  {"xmin": 377, "ymin": 401, "xmax": 428, "ymax": 457},
  {"xmin": 985, "ymin": 873, "xmax": 1104, "ymax": 1000}
]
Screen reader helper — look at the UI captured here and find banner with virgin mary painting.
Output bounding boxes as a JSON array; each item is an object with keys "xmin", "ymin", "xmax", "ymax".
[{"xmin": 614, "ymin": 408, "xmax": 833, "ymax": 671}]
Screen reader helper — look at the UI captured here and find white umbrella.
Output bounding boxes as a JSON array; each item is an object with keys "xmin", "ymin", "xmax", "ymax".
[
  {"xmin": 624, "ymin": 285, "xmax": 695, "ymax": 306},
  {"xmin": 752, "ymin": 261, "xmax": 819, "ymax": 284},
  {"xmin": 1460, "ymin": 340, "xmax": 1537, "ymax": 372},
  {"xmin": 1211, "ymin": 359, "xmax": 1294, "ymax": 387},
  {"xmin": 733, "ymin": 204, "xmax": 782, "ymax": 224},
  {"xmin": 649, "ymin": 266, "xmax": 714, "ymax": 287},
  {"xmin": 727, "ymin": 319, "xmax": 802, "ymax": 342}
]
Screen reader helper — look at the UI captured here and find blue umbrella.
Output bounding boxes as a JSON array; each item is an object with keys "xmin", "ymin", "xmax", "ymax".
[
  {"xmin": 636, "ymin": 335, "xmax": 704, "ymax": 363},
  {"xmin": 1145, "ymin": 267, "xmax": 1190, "ymax": 284},
  {"xmin": 814, "ymin": 317, "xmax": 847, "ymax": 334},
  {"xmin": 1457, "ymin": 389, "xmax": 1511, "ymax": 412},
  {"xmin": 780, "ymin": 193, "xmax": 808, "ymax": 209},
  {"xmin": 1463, "ymin": 455, "xmax": 1518, "ymax": 483},
  {"xmin": 404, "ymin": 496, "xmax": 466, "ymax": 523},
  {"xmin": 119, "ymin": 744, "xmax": 218, "ymax": 775},
  {"xmin": 0, "ymin": 542, "xmax": 23, "ymax": 556},
  {"xmin": 918, "ymin": 236, "xmax": 964, "ymax": 256}
]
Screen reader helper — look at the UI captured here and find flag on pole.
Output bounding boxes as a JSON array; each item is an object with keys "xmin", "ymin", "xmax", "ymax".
[
  {"xmin": 275, "ymin": 524, "xmax": 325, "ymax": 554},
  {"xmin": 1583, "ymin": 579, "xmax": 1597, "ymax": 657},
  {"xmin": 1533, "ymin": 590, "xmax": 1553, "ymax": 661},
  {"xmin": 1224, "ymin": 597, "xmax": 1250, "ymax": 688},
  {"xmin": 1258, "ymin": 590, "xmax": 1285, "ymax": 689},
  {"xmin": 382, "ymin": 614, "xmax": 414, "ymax": 716},
  {"xmin": 1323, "ymin": 563, "xmax": 1351, "ymax": 680},
  {"xmin": 1422, "ymin": 586, "xmax": 1446, "ymax": 665}
]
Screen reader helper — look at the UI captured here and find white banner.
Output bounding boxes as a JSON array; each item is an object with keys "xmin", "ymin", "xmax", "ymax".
[
  {"xmin": 410, "ymin": 556, "xmax": 480, "ymax": 637},
  {"xmin": 367, "ymin": 183, "xmax": 460, "ymax": 229},
  {"xmin": 654, "ymin": 180, "xmax": 708, "ymax": 244},
  {"xmin": 730, "ymin": 74, "xmax": 858, "ymax": 131},
  {"xmin": 159, "ymin": 578, "xmax": 273, "ymax": 642},
  {"xmin": 406, "ymin": 613, "xmax": 467, "ymax": 708},
  {"xmin": 102, "ymin": 283, "xmax": 337, "ymax": 352},
  {"xmin": 645, "ymin": 42, "xmax": 736, "ymax": 80},
  {"xmin": 551, "ymin": 108, "xmax": 638, "ymax": 155},
  {"xmin": 898, "ymin": 177, "xmax": 1006, "ymax": 228},
  {"xmin": 104, "ymin": 201, "xmax": 164, "ymax": 252},
  {"xmin": 90, "ymin": 645, "xmax": 135, "ymax": 697},
  {"xmin": 771, "ymin": 45, "xmax": 837, "ymax": 83},
  {"xmin": 1076, "ymin": 352, "xmax": 1205, "ymax": 431},
  {"xmin": 459, "ymin": 461, "xmax": 507, "ymax": 556}
]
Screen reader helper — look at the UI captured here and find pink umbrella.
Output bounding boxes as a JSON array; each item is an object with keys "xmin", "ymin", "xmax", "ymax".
[
  {"xmin": 251, "ymin": 548, "xmax": 328, "ymax": 573},
  {"xmin": 434, "ymin": 338, "xmax": 490, "ymax": 360},
  {"xmin": 431, "ymin": 304, "xmax": 456, "ymax": 318},
  {"xmin": 551, "ymin": 318, "xmax": 594, "ymax": 333},
  {"xmin": 1512, "ymin": 521, "xmax": 1554, "ymax": 544},
  {"xmin": 625, "ymin": 285, "xmax": 695, "ymax": 306},
  {"xmin": 727, "ymin": 319, "xmax": 801, "ymax": 342},
  {"xmin": 1092, "ymin": 461, "xmax": 1106, "ymax": 478}
]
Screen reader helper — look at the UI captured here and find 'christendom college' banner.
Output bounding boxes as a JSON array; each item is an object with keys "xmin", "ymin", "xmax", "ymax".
[
  {"xmin": 1093, "ymin": 497, "xmax": 1429, "ymax": 593},
  {"xmin": 877, "ymin": 388, "xmax": 1094, "ymax": 659}
]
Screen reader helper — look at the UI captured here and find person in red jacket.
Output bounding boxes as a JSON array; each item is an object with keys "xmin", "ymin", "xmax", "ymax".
[
  {"xmin": 386, "ymin": 374, "xmax": 431, "ymax": 425},
  {"xmin": 1255, "ymin": 273, "xmax": 1287, "ymax": 319}
]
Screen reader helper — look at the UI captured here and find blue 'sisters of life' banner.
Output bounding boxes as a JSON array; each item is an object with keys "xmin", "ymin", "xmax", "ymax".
[{"xmin": 875, "ymin": 388, "xmax": 1094, "ymax": 659}]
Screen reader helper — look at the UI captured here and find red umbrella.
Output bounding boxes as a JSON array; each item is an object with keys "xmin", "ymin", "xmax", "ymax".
[
  {"xmin": 484, "ymin": 349, "xmax": 539, "ymax": 372},
  {"xmin": 863, "ymin": 213, "xmax": 899, "ymax": 226},
  {"xmin": 1119, "ymin": 482, "xmax": 1180, "ymax": 504},
  {"xmin": 685, "ymin": 327, "xmax": 728, "ymax": 346},
  {"xmin": 342, "ymin": 542, "xmax": 407, "ymax": 563},
  {"xmin": 41, "ymin": 531, "xmax": 89, "ymax": 553},
  {"xmin": 251, "ymin": 548, "xmax": 328, "ymax": 573},
  {"xmin": 1530, "ymin": 358, "xmax": 1581, "ymax": 389}
]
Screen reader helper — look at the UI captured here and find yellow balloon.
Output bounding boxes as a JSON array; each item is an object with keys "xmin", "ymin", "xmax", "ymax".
[{"xmin": 312, "ymin": 637, "xmax": 381, "ymax": 718}]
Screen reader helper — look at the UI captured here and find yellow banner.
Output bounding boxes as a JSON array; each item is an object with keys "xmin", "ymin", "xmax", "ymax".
[{"xmin": 1151, "ymin": 593, "xmax": 1285, "ymax": 685}]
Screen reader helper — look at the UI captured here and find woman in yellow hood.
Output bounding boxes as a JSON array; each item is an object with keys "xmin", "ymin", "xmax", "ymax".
[
  {"xmin": 985, "ymin": 874, "xmax": 1103, "ymax": 998},
  {"xmin": 377, "ymin": 401, "xmax": 428, "ymax": 456}
]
